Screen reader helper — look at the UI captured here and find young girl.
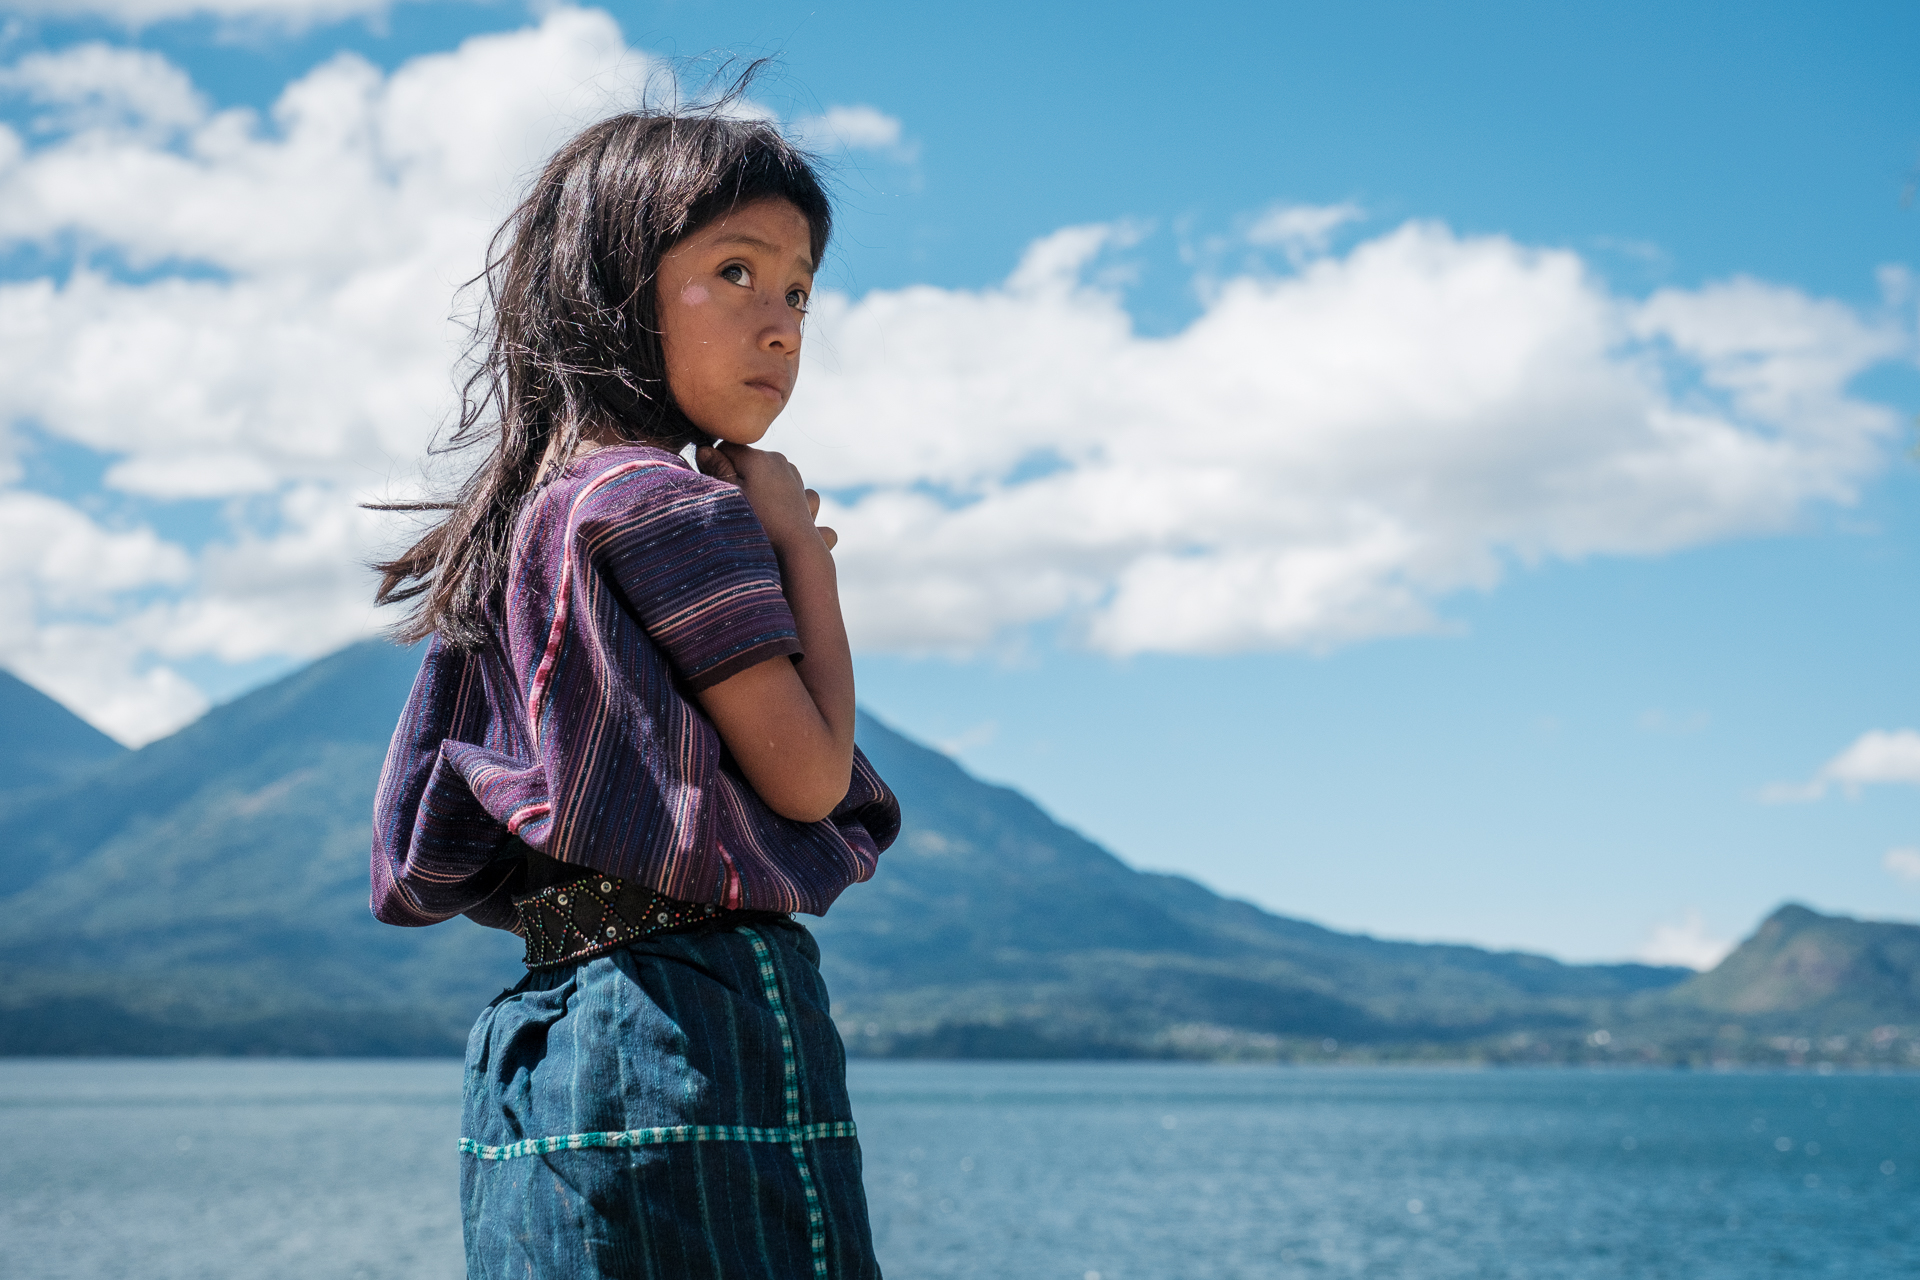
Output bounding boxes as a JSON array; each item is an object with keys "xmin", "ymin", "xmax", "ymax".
[{"xmin": 367, "ymin": 106, "xmax": 900, "ymax": 1279}]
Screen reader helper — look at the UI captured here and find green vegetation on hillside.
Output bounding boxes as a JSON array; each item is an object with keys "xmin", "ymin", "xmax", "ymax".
[{"xmin": 1, "ymin": 641, "xmax": 1915, "ymax": 1064}]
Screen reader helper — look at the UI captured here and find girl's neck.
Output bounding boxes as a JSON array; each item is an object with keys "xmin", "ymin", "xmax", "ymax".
[{"xmin": 535, "ymin": 426, "xmax": 684, "ymax": 486}]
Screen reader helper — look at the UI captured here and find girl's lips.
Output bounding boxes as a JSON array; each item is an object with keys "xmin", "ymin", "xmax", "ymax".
[{"xmin": 746, "ymin": 379, "xmax": 786, "ymax": 402}]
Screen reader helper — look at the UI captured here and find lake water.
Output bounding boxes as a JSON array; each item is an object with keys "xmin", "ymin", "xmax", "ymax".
[{"xmin": 2, "ymin": 1059, "xmax": 1914, "ymax": 1278}]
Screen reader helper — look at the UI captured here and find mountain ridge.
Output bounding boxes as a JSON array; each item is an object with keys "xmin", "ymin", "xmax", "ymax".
[
  {"xmin": 0, "ymin": 642, "xmax": 1914, "ymax": 1066},
  {"xmin": 1653, "ymin": 903, "xmax": 1920, "ymax": 1029},
  {"xmin": 0, "ymin": 669, "xmax": 127, "ymax": 805}
]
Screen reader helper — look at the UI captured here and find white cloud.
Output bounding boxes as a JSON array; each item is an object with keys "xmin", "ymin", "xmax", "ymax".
[
  {"xmin": 0, "ymin": 489, "xmax": 203, "ymax": 734},
  {"xmin": 1824, "ymin": 730, "xmax": 1920, "ymax": 787},
  {"xmin": 0, "ymin": 489, "xmax": 191, "ymax": 604},
  {"xmin": 1765, "ymin": 729, "xmax": 1920, "ymax": 801},
  {"xmin": 0, "ymin": 0, "xmax": 422, "ymax": 28},
  {"xmin": 0, "ymin": 8, "xmax": 1909, "ymax": 745},
  {"xmin": 0, "ymin": 8, "xmax": 647, "ymax": 741},
  {"xmin": 1246, "ymin": 201, "xmax": 1364, "ymax": 264},
  {"xmin": 1636, "ymin": 908, "xmax": 1734, "ymax": 970},
  {"xmin": 1886, "ymin": 848, "xmax": 1920, "ymax": 883},
  {"xmin": 786, "ymin": 223, "xmax": 1905, "ymax": 655},
  {"xmin": 790, "ymin": 104, "xmax": 911, "ymax": 158},
  {"xmin": 0, "ymin": 44, "xmax": 204, "ymax": 137}
]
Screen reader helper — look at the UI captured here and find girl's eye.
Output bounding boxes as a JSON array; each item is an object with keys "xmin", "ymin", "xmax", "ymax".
[
  {"xmin": 786, "ymin": 287, "xmax": 809, "ymax": 312},
  {"xmin": 719, "ymin": 263, "xmax": 751, "ymax": 288}
]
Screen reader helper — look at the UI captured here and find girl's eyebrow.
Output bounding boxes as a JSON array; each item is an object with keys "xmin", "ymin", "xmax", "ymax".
[{"xmin": 709, "ymin": 232, "xmax": 815, "ymax": 273}]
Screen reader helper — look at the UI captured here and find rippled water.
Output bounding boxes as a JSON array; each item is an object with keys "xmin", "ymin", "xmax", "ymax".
[{"xmin": 2, "ymin": 1059, "xmax": 1914, "ymax": 1278}]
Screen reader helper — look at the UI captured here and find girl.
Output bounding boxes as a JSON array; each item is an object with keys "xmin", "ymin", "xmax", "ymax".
[{"xmin": 367, "ymin": 104, "xmax": 899, "ymax": 1280}]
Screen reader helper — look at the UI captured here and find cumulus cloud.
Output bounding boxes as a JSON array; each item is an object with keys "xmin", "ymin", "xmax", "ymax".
[
  {"xmin": 1635, "ymin": 908, "xmax": 1734, "ymax": 970},
  {"xmin": 789, "ymin": 104, "xmax": 910, "ymax": 157},
  {"xmin": 0, "ymin": 489, "xmax": 203, "ymax": 736},
  {"xmin": 1823, "ymin": 730, "xmax": 1920, "ymax": 787},
  {"xmin": 1764, "ymin": 729, "xmax": 1920, "ymax": 802},
  {"xmin": 0, "ymin": 7, "xmax": 1909, "ymax": 744},
  {"xmin": 0, "ymin": 8, "xmax": 647, "ymax": 740},
  {"xmin": 0, "ymin": 43, "xmax": 205, "ymax": 136},
  {"xmin": 786, "ymin": 224, "xmax": 1905, "ymax": 655}
]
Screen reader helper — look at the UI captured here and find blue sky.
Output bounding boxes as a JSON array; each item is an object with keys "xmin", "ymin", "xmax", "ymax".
[{"xmin": 2, "ymin": 0, "xmax": 1918, "ymax": 963}]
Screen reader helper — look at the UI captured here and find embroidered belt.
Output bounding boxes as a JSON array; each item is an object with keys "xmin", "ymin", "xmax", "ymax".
[{"xmin": 512, "ymin": 873, "xmax": 734, "ymax": 970}]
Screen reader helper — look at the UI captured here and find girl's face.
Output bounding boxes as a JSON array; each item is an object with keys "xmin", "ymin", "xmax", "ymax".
[{"xmin": 656, "ymin": 198, "xmax": 816, "ymax": 446}]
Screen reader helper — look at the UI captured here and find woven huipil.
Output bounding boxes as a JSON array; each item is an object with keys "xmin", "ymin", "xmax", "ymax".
[{"xmin": 369, "ymin": 443, "xmax": 899, "ymax": 931}]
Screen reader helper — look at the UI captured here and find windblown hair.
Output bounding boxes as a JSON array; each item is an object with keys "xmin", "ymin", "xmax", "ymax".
[{"xmin": 372, "ymin": 97, "xmax": 832, "ymax": 648}]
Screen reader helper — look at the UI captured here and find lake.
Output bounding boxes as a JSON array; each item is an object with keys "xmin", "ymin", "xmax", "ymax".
[{"xmin": 2, "ymin": 1059, "xmax": 1914, "ymax": 1278}]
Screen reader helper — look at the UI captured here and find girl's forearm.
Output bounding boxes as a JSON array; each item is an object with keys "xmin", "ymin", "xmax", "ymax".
[
  {"xmin": 772, "ymin": 537, "xmax": 856, "ymax": 751},
  {"xmin": 690, "ymin": 442, "xmax": 858, "ymax": 821},
  {"xmin": 696, "ymin": 530, "xmax": 856, "ymax": 823}
]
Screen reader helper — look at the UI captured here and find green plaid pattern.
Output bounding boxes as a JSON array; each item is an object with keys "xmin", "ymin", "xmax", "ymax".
[
  {"xmin": 459, "ymin": 1120, "xmax": 858, "ymax": 1161},
  {"xmin": 460, "ymin": 928, "xmax": 842, "ymax": 1274},
  {"xmin": 744, "ymin": 928, "xmax": 831, "ymax": 1278}
]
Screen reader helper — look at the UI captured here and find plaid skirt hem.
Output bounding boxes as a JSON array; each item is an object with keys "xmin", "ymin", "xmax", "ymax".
[
  {"xmin": 461, "ymin": 920, "xmax": 879, "ymax": 1280},
  {"xmin": 461, "ymin": 1120, "xmax": 859, "ymax": 1161}
]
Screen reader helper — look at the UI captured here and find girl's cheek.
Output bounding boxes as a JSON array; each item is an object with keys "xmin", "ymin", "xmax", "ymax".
[{"xmin": 680, "ymin": 283, "xmax": 710, "ymax": 306}]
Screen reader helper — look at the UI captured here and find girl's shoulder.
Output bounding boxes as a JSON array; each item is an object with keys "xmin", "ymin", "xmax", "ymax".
[
  {"xmin": 522, "ymin": 444, "xmax": 732, "ymax": 532},
  {"xmin": 557, "ymin": 443, "xmax": 732, "ymax": 513}
]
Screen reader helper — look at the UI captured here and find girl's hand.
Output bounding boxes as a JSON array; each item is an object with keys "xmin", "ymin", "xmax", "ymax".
[
  {"xmin": 692, "ymin": 439, "xmax": 855, "ymax": 823},
  {"xmin": 696, "ymin": 442, "xmax": 837, "ymax": 551}
]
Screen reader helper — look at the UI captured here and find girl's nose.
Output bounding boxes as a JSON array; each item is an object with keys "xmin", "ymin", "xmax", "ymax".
[{"xmin": 760, "ymin": 305, "xmax": 801, "ymax": 353}]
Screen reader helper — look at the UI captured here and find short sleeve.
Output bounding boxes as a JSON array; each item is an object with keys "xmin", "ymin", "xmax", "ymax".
[{"xmin": 583, "ymin": 467, "xmax": 803, "ymax": 690}]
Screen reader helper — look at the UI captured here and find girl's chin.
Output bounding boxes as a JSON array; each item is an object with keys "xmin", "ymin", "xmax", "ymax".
[{"xmin": 706, "ymin": 418, "xmax": 777, "ymax": 447}]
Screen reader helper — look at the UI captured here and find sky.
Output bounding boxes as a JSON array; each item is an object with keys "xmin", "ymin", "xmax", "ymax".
[{"xmin": 2, "ymin": 0, "xmax": 1919, "ymax": 965}]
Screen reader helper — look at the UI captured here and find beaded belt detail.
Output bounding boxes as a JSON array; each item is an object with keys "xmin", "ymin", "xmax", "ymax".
[{"xmin": 512, "ymin": 873, "xmax": 725, "ymax": 970}]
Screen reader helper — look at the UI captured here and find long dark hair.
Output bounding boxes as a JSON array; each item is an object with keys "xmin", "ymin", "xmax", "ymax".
[{"xmin": 373, "ymin": 98, "xmax": 832, "ymax": 647}]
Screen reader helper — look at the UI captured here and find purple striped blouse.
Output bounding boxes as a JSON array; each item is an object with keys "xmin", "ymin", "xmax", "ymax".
[{"xmin": 369, "ymin": 444, "xmax": 899, "ymax": 932}]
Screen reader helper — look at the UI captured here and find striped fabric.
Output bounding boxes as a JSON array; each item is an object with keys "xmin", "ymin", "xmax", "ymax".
[
  {"xmin": 370, "ymin": 444, "xmax": 900, "ymax": 931},
  {"xmin": 460, "ymin": 920, "xmax": 880, "ymax": 1279},
  {"xmin": 459, "ymin": 1120, "xmax": 860, "ymax": 1162}
]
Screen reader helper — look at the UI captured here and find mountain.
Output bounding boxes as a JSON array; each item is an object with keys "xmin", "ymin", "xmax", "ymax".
[
  {"xmin": 1634, "ymin": 904, "xmax": 1920, "ymax": 1046},
  {"xmin": 0, "ymin": 643, "xmax": 522, "ymax": 1053},
  {"xmin": 2, "ymin": 640, "xmax": 1906, "ymax": 1063},
  {"xmin": 814, "ymin": 717, "xmax": 1684, "ymax": 1058},
  {"xmin": 0, "ymin": 670, "xmax": 127, "ymax": 804},
  {"xmin": 1667, "ymin": 904, "xmax": 1920, "ymax": 1023}
]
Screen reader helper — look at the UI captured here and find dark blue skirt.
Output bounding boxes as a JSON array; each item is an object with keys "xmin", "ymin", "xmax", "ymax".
[{"xmin": 460, "ymin": 919, "xmax": 880, "ymax": 1279}]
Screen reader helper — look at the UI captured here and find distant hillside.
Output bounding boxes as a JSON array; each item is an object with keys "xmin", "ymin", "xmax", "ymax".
[
  {"xmin": 1629, "ymin": 904, "xmax": 1920, "ymax": 1041},
  {"xmin": 1669, "ymin": 904, "xmax": 1920, "ymax": 1021},
  {"xmin": 2, "ymin": 640, "xmax": 1909, "ymax": 1064},
  {"xmin": 817, "ymin": 714, "xmax": 1685, "ymax": 1058},
  {"xmin": 0, "ymin": 670, "xmax": 126, "ymax": 803},
  {"xmin": 0, "ymin": 644, "xmax": 522, "ymax": 1054}
]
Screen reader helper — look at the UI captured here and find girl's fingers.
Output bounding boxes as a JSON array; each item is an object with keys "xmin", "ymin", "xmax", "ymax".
[
  {"xmin": 805, "ymin": 488, "xmax": 821, "ymax": 520},
  {"xmin": 695, "ymin": 445, "xmax": 741, "ymax": 485},
  {"xmin": 817, "ymin": 525, "xmax": 838, "ymax": 552}
]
